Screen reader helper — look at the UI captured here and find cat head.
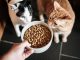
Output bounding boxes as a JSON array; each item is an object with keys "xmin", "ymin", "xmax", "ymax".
[
  {"xmin": 48, "ymin": 1, "xmax": 71, "ymax": 29},
  {"xmin": 9, "ymin": 0, "xmax": 32, "ymax": 23}
]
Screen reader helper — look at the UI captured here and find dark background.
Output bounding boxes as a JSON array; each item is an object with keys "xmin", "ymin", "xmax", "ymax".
[{"xmin": 0, "ymin": 0, "xmax": 80, "ymax": 60}]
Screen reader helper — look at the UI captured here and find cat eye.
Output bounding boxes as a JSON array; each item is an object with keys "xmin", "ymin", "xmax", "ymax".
[
  {"xmin": 54, "ymin": 22, "xmax": 57, "ymax": 25},
  {"xmin": 61, "ymin": 15, "xmax": 71, "ymax": 20},
  {"xmin": 49, "ymin": 17, "xmax": 54, "ymax": 20},
  {"xmin": 49, "ymin": 17, "xmax": 52, "ymax": 19},
  {"xmin": 61, "ymin": 16, "xmax": 68, "ymax": 19},
  {"xmin": 14, "ymin": 4, "xmax": 17, "ymax": 7}
]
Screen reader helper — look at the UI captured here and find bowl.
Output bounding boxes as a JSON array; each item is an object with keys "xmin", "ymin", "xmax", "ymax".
[{"xmin": 21, "ymin": 21, "xmax": 53, "ymax": 53}]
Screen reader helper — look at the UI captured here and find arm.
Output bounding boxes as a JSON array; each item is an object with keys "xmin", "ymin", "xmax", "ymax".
[{"xmin": 1, "ymin": 41, "xmax": 34, "ymax": 60}]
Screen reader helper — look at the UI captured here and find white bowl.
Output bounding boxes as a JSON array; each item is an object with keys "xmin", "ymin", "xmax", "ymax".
[{"xmin": 21, "ymin": 21, "xmax": 53, "ymax": 53}]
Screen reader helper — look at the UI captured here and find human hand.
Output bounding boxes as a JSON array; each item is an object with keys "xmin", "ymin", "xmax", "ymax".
[{"xmin": 1, "ymin": 41, "xmax": 34, "ymax": 60}]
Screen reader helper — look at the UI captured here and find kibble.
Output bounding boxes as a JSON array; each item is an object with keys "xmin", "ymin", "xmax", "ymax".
[{"xmin": 23, "ymin": 24, "xmax": 51, "ymax": 48}]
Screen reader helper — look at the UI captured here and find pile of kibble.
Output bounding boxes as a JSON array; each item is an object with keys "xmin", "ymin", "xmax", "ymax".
[{"xmin": 23, "ymin": 24, "xmax": 51, "ymax": 48}]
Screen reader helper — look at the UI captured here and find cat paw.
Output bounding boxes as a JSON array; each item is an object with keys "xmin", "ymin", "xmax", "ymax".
[
  {"xmin": 54, "ymin": 39, "xmax": 59, "ymax": 43},
  {"xmin": 17, "ymin": 33, "xmax": 21, "ymax": 37},
  {"xmin": 62, "ymin": 38, "xmax": 67, "ymax": 43},
  {"xmin": 40, "ymin": 14, "xmax": 45, "ymax": 22}
]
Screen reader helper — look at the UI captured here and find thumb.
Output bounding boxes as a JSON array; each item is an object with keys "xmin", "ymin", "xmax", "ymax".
[{"xmin": 20, "ymin": 41, "xmax": 31, "ymax": 48}]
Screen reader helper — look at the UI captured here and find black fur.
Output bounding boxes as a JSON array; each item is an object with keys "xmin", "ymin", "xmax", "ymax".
[{"xmin": 16, "ymin": 0, "xmax": 32, "ymax": 17}]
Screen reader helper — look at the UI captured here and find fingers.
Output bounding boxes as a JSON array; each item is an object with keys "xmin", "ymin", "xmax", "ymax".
[
  {"xmin": 20, "ymin": 41, "xmax": 34, "ymax": 59},
  {"xmin": 23, "ymin": 48, "xmax": 34, "ymax": 59}
]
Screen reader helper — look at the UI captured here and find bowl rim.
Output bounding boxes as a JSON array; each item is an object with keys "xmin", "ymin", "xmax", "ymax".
[{"xmin": 21, "ymin": 21, "xmax": 53, "ymax": 49}]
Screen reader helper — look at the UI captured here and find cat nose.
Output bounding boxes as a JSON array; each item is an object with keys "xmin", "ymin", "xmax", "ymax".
[
  {"xmin": 21, "ymin": 16, "xmax": 25, "ymax": 19},
  {"xmin": 48, "ymin": 22, "xmax": 53, "ymax": 28},
  {"xmin": 16, "ymin": 12, "xmax": 22, "ymax": 17},
  {"xmin": 48, "ymin": 22, "xmax": 52, "ymax": 26}
]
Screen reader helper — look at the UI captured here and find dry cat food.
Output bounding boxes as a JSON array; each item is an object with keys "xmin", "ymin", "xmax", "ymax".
[{"xmin": 23, "ymin": 24, "xmax": 51, "ymax": 48}]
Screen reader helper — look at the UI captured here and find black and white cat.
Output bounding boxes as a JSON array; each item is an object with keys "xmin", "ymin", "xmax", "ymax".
[{"xmin": 8, "ymin": 0, "xmax": 33, "ymax": 37}]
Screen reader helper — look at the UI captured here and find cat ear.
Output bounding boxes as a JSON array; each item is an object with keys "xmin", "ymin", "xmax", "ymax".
[
  {"xmin": 16, "ymin": 3, "xmax": 20, "ymax": 7},
  {"xmin": 9, "ymin": 4, "xmax": 17, "ymax": 11},
  {"xmin": 54, "ymin": 1, "xmax": 61, "ymax": 10},
  {"xmin": 9, "ymin": 3, "xmax": 20, "ymax": 10},
  {"xmin": 54, "ymin": 1, "xmax": 71, "ymax": 19}
]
